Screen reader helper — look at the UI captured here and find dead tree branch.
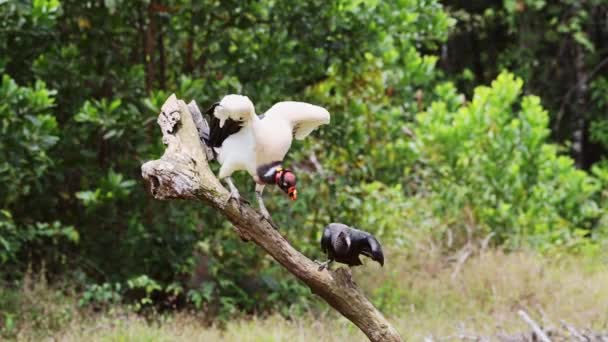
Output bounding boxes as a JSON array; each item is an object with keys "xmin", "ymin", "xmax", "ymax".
[
  {"xmin": 140, "ymin": 94, "xmax": 402, "ymax": 342},
  {"xmin": 518, "ymin": 310, "xmax": 551, "ymax": 342}
]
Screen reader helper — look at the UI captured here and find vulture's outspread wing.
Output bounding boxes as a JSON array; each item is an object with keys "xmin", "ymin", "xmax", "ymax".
[{"xmin": 262, "ymin": 101, "xmax": 330, "ymax": 140}]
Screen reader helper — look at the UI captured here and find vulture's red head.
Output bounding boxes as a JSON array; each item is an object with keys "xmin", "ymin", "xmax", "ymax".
[{"xmin": 275, "ymin": 168, "xmax": 297, "ymax": 201}]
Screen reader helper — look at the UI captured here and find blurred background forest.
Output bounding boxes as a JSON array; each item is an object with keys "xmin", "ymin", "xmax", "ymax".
[{"xmin": 1, "ymin": 0, "xmax": 608, "ymax": 340}]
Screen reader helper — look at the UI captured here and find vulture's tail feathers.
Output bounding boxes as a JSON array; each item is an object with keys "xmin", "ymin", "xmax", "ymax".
[
  {"xmin": 320, "ymin": 226, "xmax": 332, "ymax": 254},
  {"xmin": 188, "ymin": 100, "xmax": 215, "ymax": 161}
]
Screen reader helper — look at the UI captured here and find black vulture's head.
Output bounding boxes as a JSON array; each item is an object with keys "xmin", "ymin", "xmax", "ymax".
[
  {"xmin": 371, "ymin": 248, "xmax": 384, "ymax": 267},
  {"xmin": 366, "ymin": 235, "xmax": 385, "ymax": 267}
]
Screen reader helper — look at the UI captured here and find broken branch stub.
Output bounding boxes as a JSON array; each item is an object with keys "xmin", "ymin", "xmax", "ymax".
[{"xmin": 141, "ymin": 94, "xmax": 402, "ymax": 342}]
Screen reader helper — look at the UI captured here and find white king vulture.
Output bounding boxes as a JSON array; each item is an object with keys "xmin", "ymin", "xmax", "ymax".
[{"xmin": 200, "ymin": 94, "xmax": 330, "ymax": 227}]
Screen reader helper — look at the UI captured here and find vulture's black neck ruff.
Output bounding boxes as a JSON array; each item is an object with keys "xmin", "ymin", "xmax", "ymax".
[{"xmin": 257, "ymin": 161, "xmax": 283, "ymax": 184}]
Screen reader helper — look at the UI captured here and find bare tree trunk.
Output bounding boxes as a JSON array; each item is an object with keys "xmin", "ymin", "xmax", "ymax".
[
  {"xmin": 572, "ymin": 43, "xmax": 588, "ymax": 169},
  {"xmin": 183, "ymin": 5, "xmax": 194, "ymax": 74},
  {"xmin": 158, "ymin": 21, "xmax": 166, "ymax": 90},
  {"xmin": 141, "ymin": 95, "xmax": 402, "ymax": 342},
  {"xmin": 144, "ymin": 2, "xmax": 158, "ymax": 93}
]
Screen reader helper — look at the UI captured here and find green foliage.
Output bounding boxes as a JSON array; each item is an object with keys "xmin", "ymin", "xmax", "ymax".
[
  {"xmin": 0, "ymin": 75, "xmax": 58, "ymax": 207},
  {"xmin": 0, "ymin": 0, "xmax": 606, "ymax": 323},
  {"xmin": 0, "ymin": 209, "xmax": 78, "ymax": 266},
  {"xmin": 0, "ymin": 0, "xmax": 455, "ymax": 316},
  {"xmin": 0, "ymin": 74, "xmax": 78, "ymax": 267},
  {"xmin": 589, "ymin": 76, "xmax": 608, "ymax": 150},
  {"xmin": 443, "ymin": 1, "xmax": 608, "ymax": 167},
  {"xmin": 75, "ymin": 169, "xmax": 136, "ymax": 208},
  {"xmin": 0, "ymin": 0, "xmax": 61, "ymax": 78},
  {"xmin": 416, "ymin": 72, "xmax": 602, "ymax": 249},
  {"xmin": 127, "ymin": 275, "xmax": 162, "ymax": 310},
  {"xmin": 79, "ymin": 282, "xmax": 122, "ymax": 308}
]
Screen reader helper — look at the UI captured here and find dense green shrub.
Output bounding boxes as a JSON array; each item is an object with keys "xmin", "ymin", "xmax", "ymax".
[
  {"xmin": 441, "ymin": 1, "xmax": 608, "ymax": 167},
  {"xmin": 416, "ymin": 72, "xmax": 603, "ymax": 250},
  {"xmin": 0, "ymin": 0, "xmax": 453, "ymax": 318},
  {"xmin": 0, "ymin": 75, "xmax": 58, "ymax": 208},
  {"xmin": 0, "ymin": 75, "xmax": 77, "ymax": 266}
]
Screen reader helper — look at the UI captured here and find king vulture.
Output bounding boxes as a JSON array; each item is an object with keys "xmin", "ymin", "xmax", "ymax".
[{"xmin": 200, "ymin": 94, "xmax": 330, "ymax": 227}]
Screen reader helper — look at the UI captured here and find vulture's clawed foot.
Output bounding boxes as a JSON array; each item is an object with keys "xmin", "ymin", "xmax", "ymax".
[
  {"xmin": 224, "ymin": 177, "xmax": 249, "ymax": 211},
  {"xmin": 315, "ymin": 259, "xmax": 333, "ymax": 271},
  {"xmin": 227, "ymin": 189, "xmax": 249, "ymax": 211},
  {"xmin": 268, "ymin": 219, "xmax": 280, "ymax": 230},
  {"xmin": 257, "ymin": 205, "xmax": 279, "ymax": 230},
  {"xmin": 259, "ymin": 213, "xmax": 279, "ymax": 230}
]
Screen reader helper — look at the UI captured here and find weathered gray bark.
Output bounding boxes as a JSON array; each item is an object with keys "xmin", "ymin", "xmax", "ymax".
[{"xmin": 141, "ymin": 94, "xmax": 402, "ymax": 342}]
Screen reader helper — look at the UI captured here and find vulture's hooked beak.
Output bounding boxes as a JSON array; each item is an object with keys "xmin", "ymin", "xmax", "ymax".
[
  {"xmin": 373, "ymin": 252, "xmax": 384, "ymax": 267},
  {"xmin": 288, "ymin": 187, "xmax": 297, "ymax": 201}
]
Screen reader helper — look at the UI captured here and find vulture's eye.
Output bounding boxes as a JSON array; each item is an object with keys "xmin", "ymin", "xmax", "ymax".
[{"xmin": 283, "ymin": 182, "xmax": 288, "ymax": 187}]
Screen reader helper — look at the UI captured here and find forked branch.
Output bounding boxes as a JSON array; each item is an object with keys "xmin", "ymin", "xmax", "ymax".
[{"xmin": 141, "ymin": 94, "xmax": 402, "ymax": 342}]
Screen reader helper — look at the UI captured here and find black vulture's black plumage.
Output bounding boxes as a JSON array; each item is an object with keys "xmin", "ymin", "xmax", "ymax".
[{"xmin": 318, "ymin": 223, "xmax": 384, "ymax": 270}]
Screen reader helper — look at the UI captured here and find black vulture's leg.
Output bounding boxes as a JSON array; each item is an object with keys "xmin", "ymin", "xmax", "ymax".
[{"xmin": 315, "ymin": 259, "xmax": 334, "ymax": 271}]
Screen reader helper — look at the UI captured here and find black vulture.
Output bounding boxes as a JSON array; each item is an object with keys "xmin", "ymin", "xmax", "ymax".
[{"xmin": 316, "ymin": 223, "xmax": 384, "ymax": 271}]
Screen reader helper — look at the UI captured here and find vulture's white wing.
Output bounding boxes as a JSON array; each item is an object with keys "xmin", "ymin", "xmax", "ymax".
[
  {"xmin": 214, "ymin": 94, "xmax": 255, "ymax": 127},
  {"xmin": 262, "ymin": 101, "xmax": 330, "ymax": 140}
]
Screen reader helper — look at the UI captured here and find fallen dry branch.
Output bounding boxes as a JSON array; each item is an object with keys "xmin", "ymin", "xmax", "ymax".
[
  {"xmin": 561, "ymin": 320, "xmax": 589, "ymax": 341},
  {"xmin": 517, "ymin": 310, "xmax": 551, "ymax": 342},
  {"xmin": 140, "ymin": 94, "xmax": 402, "ymax": 342},
  {"xmin": 432, "ymin": 319, "xmax": 608, "ymax": 342}
]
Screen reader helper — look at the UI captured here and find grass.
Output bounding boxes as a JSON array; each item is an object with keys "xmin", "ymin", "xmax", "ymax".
[
  {"xmin": 3, "ymin": 248, "xmax": 608, "ymax": 341},
  {"xmin": 50, "ymin": 313, "xmax": 358, "ymax": 342},
  {"xmin": 377, "ymin": 249, "xmax": 608, "ymax": 339}
]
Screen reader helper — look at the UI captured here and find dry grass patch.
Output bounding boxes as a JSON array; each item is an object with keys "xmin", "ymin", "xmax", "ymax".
[
  {"xmin": 358, "ymin": 248, "xmax": 608, "ymax": 339},
  {"xmin": 3, "ymin": 249, "xmax": 608, "ymax": 341},
  {"xmin": 51, "ymin": 312, "xmax": 361, "ymax": 342}
]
